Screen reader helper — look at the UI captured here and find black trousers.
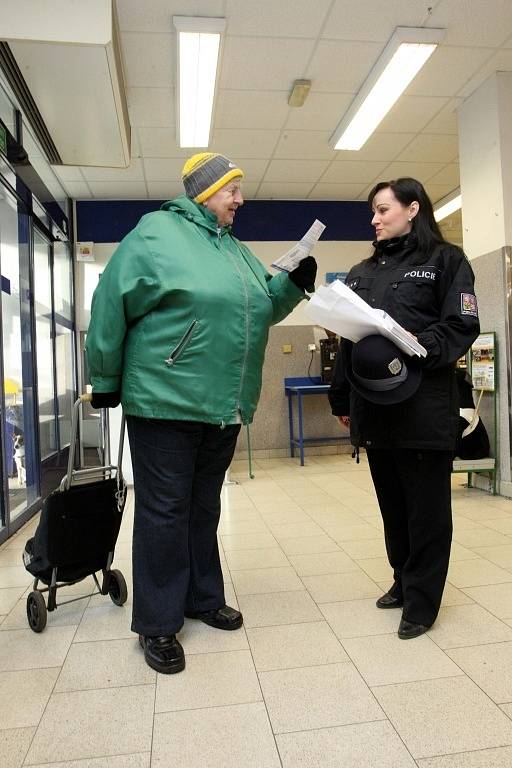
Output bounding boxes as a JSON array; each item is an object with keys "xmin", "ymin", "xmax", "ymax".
[
  {"xmin": 366, "ymin": 448, "xmax": 453, "ymax": 627},
  {"xmin": 127, "ymin": 417, "xmax": 240, "ymax": 636}
]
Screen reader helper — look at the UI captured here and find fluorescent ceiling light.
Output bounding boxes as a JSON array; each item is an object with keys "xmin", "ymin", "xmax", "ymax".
[
  {"xmin": 173, "ymin": 16, "xmax": 226, "ymax": 148},
  {"xmin": 434, "ymin": 189, "xmax": 462, "ymax": 222},
  {"xmin": 330, "ymin": 27, "xmax": 445, "ymax": 151}
]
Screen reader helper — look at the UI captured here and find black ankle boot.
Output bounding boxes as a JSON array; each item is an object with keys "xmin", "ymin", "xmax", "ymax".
[{"xmin": 139, "ymin": 634, "xmax": 185, "ymax": 673}]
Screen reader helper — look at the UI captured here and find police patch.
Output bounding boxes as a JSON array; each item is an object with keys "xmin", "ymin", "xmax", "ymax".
[
  {"xmin": 348, "ymin": 277, "xmax": 360, "ymax": 290},
  {"xmin": 461, "ymin": 293, "xmax": 478, "ymax": 317},
  {"xmin": 388, "ymin": 357, "xmax": 402, "ymax": 376}
]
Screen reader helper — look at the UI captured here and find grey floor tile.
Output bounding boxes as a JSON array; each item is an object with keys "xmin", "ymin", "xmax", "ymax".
[
  {"xmin": 342, "ymin": 633, "xmax": 463, "ymax": 686},
  {"xmin": 231, "ymin": 566, "xmax": 304, "ymax": 595},
  {"xmin": 247, "ymin": 620, "xmax": 349, "ymax": 671},
  {"xmin": 453, "ymin": 528, "xmax": 512, "ymax": 548},
  {"xmin": 416, "ymin": 746, "xmax": 512, "ymax": 767},
  {"xmin": 74, "ymin": 598, "xmax": 133, "ymax": 642},
  {"xmin": 447, "ymin": 641, "xmax": 512, "ymax": 703},
  {"xmin": 440, "ymin": 583, "xmax": 475, "ymax": 607},
  {"xmin": 320, "ymin": 597, "xmax": 399, "ymax": 639},
  {"xmin": 288, "ymin": 550, "xmax": 360, "ymax": 576},
  {"xmin": 55, "ymin": 638, "xmax": 155, "ymax": 691},
  {"xmin": 155, "ymin": 649, "xmax": 261, "ymax": 713},
  {"xmin": 0, "ymin": 668, "xmax": 59, "ymax": 729},
  {"xmin": 25, "ymin": 685, "xmax": 154, "ymax": 764},
  {"xmin": 0, "ymin": 627, "xmax": 76, "ymax": 671},
  {"xmin": 0, "ymin": 587, "xmax": 26, "ymax": 614},
  {"xmin": 0, "ymin": 727, "xmax": 35, "ymax": 768},
  {"xmin": 152, "ymin": 703, "xmax": 281, "ymax": 768},
  {"xmin": 372, "ymin": 676, "xmax": 512, "ymax": 759},
  {"xmin": 0, "ymin": 566, "xmax": 33, "ymax": 589},
  {"xmin": 429, "ymin": 604, "xmax": 512, "ymax": 648},
  {"xmin": 276, "ymin": 720, "xmax": 417, "ymax": 767},
  {"xmin": 447, "ymin": 559, "xmax": 512, "ymax": 588},
  {"xmin": 225, "ymin": 547, "xmax": 289, "ymax": 570},
  {"xmin": 472, "ymin": 544, "xmax": 512, "ymax": 568},
  {"xmin": 356, "ymin": 557, "xmax": 394, "ymax": 582},
  {"xmin": 278, "ymin": 534, "xmax": 341, "ymax": 555},
  {"xmin": 178, "ymin": 617, "xmax": 249, "ymax": 654},
  {"xmin": 339, "ymin": 539, "xmax": 388, "ymax": 559},
  {"xmin": 268, "ymin": 521, "xmax": 326, "ymax": 540},
  {"xmin": 259, "ymin": 662, "xmax": 384, "ymax": 734},
  {"xmin": 1, "ymin": 594, "xmax": 87, "ymax": 630},
  {"xmin": 220, "ymin": 532, "xmax": 278, "ymax": 551},
  {"xmin": 302, "ymin": 571, "xmax": 381, "ymax": 603},
  {"xmin": 463, "ymin": 582, "xmax": 512, "ymax": 619},
  {"xmin": 25, "ymin": 756, "xmax": 150, "ymax": 768},
  {"xmin": 238, "ymin": 590, "xmax": 322, "ymax": 627}
]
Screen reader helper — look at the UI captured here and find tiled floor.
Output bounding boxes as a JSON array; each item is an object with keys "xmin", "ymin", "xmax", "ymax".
[{"xmin": 2, "ymin": 454, "xmax": 512, "ymax": 766}]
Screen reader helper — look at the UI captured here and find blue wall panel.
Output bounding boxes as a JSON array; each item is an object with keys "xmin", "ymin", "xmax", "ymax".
[{"xmin": 76, "ymin": 199, "xmax": 374, "ymax": 243}]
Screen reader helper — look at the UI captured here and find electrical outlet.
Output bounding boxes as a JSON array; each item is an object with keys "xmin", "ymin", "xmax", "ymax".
[{"xmin": 308, "ymin": 343, "xmax": 317, "ymax": 352}]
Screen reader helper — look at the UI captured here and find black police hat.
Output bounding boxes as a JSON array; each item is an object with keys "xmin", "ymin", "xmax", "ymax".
[{"xmin": 346, "ymin": 335, "xmax": 422, "ymax": 405}]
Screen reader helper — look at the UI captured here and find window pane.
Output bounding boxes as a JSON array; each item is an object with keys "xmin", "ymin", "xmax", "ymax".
[
  {"xmin": 55, "ymin": 324, "xmax": 74, "ymax": 448},
  {"xmin": 33, "ymin": 231, "xmax": 56, "ymax": 459},
  {"xmin": 53, "ymin": 241, "xmax": 72, "ymax": 320}
]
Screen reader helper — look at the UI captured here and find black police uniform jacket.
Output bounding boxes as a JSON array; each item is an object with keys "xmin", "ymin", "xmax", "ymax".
[{"xmin": 328, "ymin": 233, "xmax": 480, "ymax": 451}]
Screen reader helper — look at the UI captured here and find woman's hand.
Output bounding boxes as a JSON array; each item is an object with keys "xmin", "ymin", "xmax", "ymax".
[{"xmin": 338, "ymin": 416, "xmax": 350, "ymax": 428}]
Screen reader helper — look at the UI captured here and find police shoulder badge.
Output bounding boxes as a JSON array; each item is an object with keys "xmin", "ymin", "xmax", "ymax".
[{"xmin": 461, "ymin": 293, "xmax": 478, "ymax": 317}]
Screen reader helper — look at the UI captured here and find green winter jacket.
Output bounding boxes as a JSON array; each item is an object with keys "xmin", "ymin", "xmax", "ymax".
[{"xmin": 85, "ymin": 196, "xmax": 305, "ymax": 424}]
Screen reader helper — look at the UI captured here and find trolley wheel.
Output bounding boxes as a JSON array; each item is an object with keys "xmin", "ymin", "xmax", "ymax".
[
  {"xmin": 108, "ymin": 569, "xmax": 128, "ymax": 606},
  {"xmin": 26, "ymin": 591, "xmax": 47, "ymax": 633}
]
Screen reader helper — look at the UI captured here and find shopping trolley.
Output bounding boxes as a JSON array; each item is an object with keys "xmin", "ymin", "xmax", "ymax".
[{"xmin": 22, "ymin": 394, "xmax": 128, "ymax": 632}]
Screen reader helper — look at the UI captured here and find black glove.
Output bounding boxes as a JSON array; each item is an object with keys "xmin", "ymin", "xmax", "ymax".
[
  {"xmin": 289, "ymin": 255, "xmax": 317, "ymax": 291},
  {"xmin": 90, "ymin": 391, "xmax": 121, "ymax": 409}
]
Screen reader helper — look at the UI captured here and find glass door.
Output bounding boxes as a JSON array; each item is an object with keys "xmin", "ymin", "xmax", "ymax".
[{"xmin": 0, "ymin": 185, "xmax": 39, "ymax": 532}]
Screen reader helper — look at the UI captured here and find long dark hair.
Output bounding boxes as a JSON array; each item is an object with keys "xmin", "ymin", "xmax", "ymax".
[{"xmin": 368, "ymin": 177, "xmax": 445, "ymax": 256}]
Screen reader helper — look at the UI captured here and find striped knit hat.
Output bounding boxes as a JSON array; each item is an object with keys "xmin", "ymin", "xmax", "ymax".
[{"xmin": 182, "ymin": 153, "xmax": 244, "ymax": 203}]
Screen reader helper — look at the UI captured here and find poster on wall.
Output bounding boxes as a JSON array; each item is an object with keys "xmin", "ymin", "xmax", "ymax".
[
  {"xmin": 325, "ymin": 272, "xmax": 348, "ymax": 285},
  {"xmin": 471, "ymin": 332, "xmax": 495, "ymax": 391}
]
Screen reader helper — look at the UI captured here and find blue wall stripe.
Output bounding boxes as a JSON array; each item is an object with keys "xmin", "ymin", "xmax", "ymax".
[
  {"xmin": 76, "ymin": 199, "xmax": 374, "ymax": 243},
  {"xmin": 1, "ymin": 275, "xmax": 10, "ymax": 294}
]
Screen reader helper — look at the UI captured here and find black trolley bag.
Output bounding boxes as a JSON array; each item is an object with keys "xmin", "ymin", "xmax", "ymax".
[{"xmin": 22, "ymin": 393, "xmax": 128, "ymax": 632}]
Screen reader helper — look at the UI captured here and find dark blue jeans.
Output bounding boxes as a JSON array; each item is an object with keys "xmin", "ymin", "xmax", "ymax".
[{"xmin": 126, "ymin": 417, "xmax": 241, "ymax": 636}]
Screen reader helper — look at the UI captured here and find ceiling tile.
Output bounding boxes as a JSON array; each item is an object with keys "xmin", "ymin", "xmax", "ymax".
[
  {"xmin": 257, "ymin": 182, "xmax": 315, "ymax": 199},
  {"xmin": 378, "ymin": 96, "xmax": 450, "ymax": 133},
  {"xmin": 225, "ymin": 0, "xmax": 332, "ymax": 38},
  {"xmin": 428, "ymin": 0, "xmax": 512, "ymax": 48},
  {"xmin": 146, "ymin": 181, "xmax": 183, "ymax": 200},
  {"xmin": 236, "ymin": 159, "xmax": 269, "ymax": 183},
  {"xmin": 427, "ymin": 164, "xmax": 460, "ymax": 187},
  {"xmin": 323, "ymin": 0, "xmax": 432, "ymax": 42},
  {"xmin": 424, "ymin": 183, "xmax": 460, "ymax": 203},
  {"xmin": 117, "ymin": 1, "xmax": 225, "ymax": 33},
  {"xmin": 121, "ymin": 32, "xmax": 174, "ymax": 88},
  {"xmin": 138, "ymin": 127, "xmax": 188, "ymax": 159},
  {"xmin": 239, "ymin": 183, "xmax": 259, "ymax": 200},
  {"xmin": 80, "ymin": 158, "xmax": 145, "ymax": 182},
  {"xmin": 210, "ymin": 129, "xmax": 280, "ymax": 159},
  {"xmin": 215, "ymin": 90, "xmax": 290, "ymax": 130},
  {"xmin": 274, "ymin": 131, "xmax": 335, "ymax": 160},
  {"xmin": 284, "ymin": 92, "xmax": 352, "ymax": 131},
  {"xmin": 219, "ymin": 37, "xmax": 315, "ymax": 91},
  {"xmin": 51, "ymin": 165, "xmax": 85, "ymax": 182},
  {"xmin": 334, "ymin": 132, "xmax": 416, "ymax": 162},
  {"xmin": 308, "ymin": 182, "xmax": 368, "ymax": 200},
  {"xmin": 379, "ymin": 161, "xmax": 446, "ymax": 184},
  {"xmin": 321, "ymin": 160, "xmax": 389, "ymax": 184},
  {"xmin": 89, "ymin": 182, "xmax": 148, "ymax": 199},
  {"xmin": 406, "ymin": 46, "xmax": 493, "ymax": 98},
  {"xmin": 127, "ymin": 88, "xmax": 174, "ymax": 128},
  {"xmin": 264, "ymin": 159, "xmax": 330, "ymax": 182},
  {"xmin": 422, "ymin": 99, "xmax": 463, "ymax": 134},
  {"xmin": 143, "ymin": 158, "xmax": 186, "ymax": 183},
  {"xmin": 457, "ymin": 49, "xmax": 512, "ymax": 99},
  {"xmin": 130, "ymin": 130, "xmax": 141, "ymax": 159},
  {"xmin": 397, "ymin": 134, "xmax": 459, "ymax": 164},
  {"xmin": 306, "ymin": 40, "xmax": 383, "ymax": 93},
  {"xmin": 61, "ymin": 181, "xmax": 92, "ymax": 198}
]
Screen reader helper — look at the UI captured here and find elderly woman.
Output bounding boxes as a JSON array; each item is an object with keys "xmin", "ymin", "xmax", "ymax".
[{"xmin": 85, "ymin": 153, "xmax": 316, "ymax": 673}]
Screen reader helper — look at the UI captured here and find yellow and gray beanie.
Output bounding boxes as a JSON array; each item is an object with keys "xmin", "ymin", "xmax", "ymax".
[{"xmin": 182, "ymin": 152, "xmax": 244, "ymax": 203}]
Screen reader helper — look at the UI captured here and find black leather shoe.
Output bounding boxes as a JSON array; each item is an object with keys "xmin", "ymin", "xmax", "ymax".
[
  {"xmin": 139, "ymin": 635, "xmax": 185, "ymax": 673},
  {"xmin": 185, "ymin": 605, "xmax": 243, "ymax": 630},
  {"xmin": 376, "ymin": 592, "xmax": 403, "ymax": 609},
  {"xmin": 398, "ymin": 619, "xmax": 430, "ymax": 640}
]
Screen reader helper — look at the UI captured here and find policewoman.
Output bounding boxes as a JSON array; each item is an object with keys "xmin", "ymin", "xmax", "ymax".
[
  {"xmin": 329, "ymin": 177, "xmax": 479, "ymax": 639},
  {"xmin": 86, "ymin": 152, "xmax": 316, "ymax": 673}
]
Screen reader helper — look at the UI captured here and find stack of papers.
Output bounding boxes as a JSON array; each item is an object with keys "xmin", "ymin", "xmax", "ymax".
[
  {"xmin": 272, "ymin": 219, "xmax": 326, "ymax": 272},
  {"xmin": 305, "ymin": 279, "xmax": 427, "ymax": 358}
]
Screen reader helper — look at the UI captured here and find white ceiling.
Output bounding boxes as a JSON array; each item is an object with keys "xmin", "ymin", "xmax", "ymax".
[{"xmin": 48, "ymin": 0, "xmax": 512, "ymax": 203}]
